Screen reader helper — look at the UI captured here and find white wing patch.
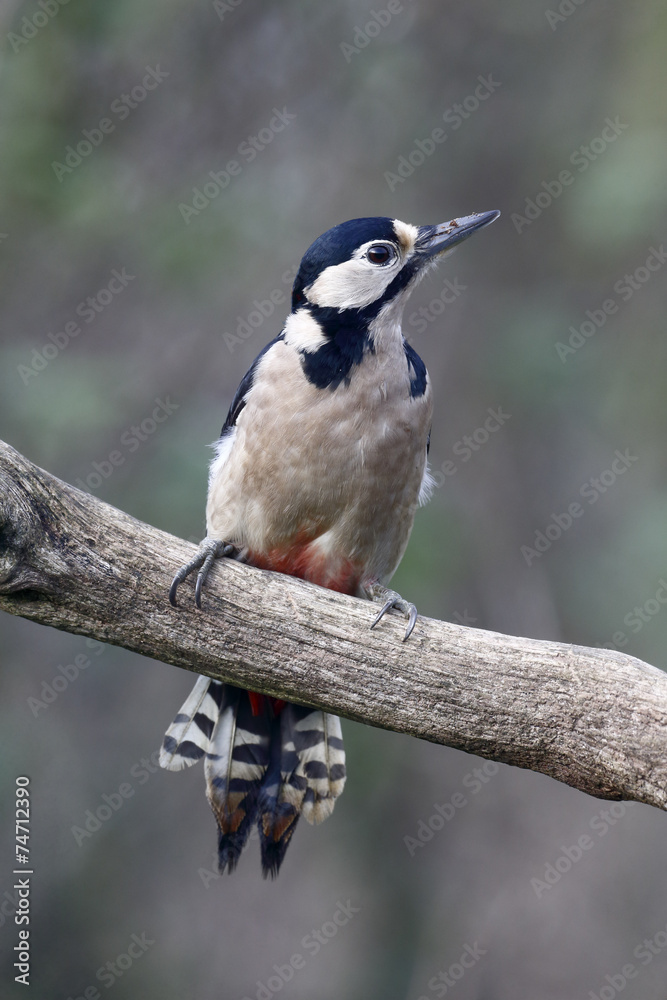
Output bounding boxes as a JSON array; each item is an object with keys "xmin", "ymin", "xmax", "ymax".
[
  {"xmin": 208, "ymin": 427, "xmax": 236, "ymax": 490},
  {"xmin": 418, "ymin": 459, "xmax": 436, "ymax": 506}
]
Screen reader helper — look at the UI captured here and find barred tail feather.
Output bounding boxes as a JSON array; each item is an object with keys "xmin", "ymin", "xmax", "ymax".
[
  {"xmin": 205, "ymin": 687, "xmax": 271, "ymax": 874},
  {"xmin": 258, "ymin": 706, "xmax": 347, "ymax": 877},
  {"xmin": 299, "ymin": 710, "xmax": 346, "ymax": 825},
  {"xmin": 159, "ymin": 676, "xmax": 224, "ymax": 770},
  {"xmin": 159, "ymin": 679, "xmax": 346, "ymax": 877},
  {"xmin": 282, "ymin": 707, "xmax": 346, "ymax": 825},
  {"xmin": 257, "ymin": 716, "xmax": 301, "ymax": 878}
]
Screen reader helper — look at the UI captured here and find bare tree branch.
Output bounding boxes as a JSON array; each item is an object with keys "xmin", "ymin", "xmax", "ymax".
[{"xmin": 1, "ymin": 438, "xmax": 666, "ymax": 811}]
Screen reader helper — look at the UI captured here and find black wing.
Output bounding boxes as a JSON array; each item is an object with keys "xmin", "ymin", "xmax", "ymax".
[
  {"xmin": 403, "ymin": 340, "xmax": 428, "ymax": 399},
  {"xmin": 220, "ymin": 332, "xmax": 285, "ymax": 437}
]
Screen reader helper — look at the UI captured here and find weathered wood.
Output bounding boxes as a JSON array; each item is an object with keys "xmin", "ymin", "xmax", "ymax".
[{"xmin": 1, "ymin": 438, "xmax": 666, "ymax": 810}]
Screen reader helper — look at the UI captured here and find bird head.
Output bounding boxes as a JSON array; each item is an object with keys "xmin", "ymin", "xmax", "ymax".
[
  {"xmin": 291, "ymin": 212, "xmax": 500, "ymax": 315},
  {"xmin": 284, "ymin": 212, "xmax": 499, "ymax": 390}
]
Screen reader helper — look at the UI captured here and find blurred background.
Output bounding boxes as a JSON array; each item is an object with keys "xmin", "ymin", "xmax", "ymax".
[{"xmin": 1, "ymin": 1, "xmax": 667, "ymax": 997}]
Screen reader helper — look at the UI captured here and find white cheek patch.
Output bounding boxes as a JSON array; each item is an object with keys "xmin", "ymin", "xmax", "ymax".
[
  {"xmin": 305, "ymin": 256, "xmax": 399, "ymax": 310},
  {"xmin": 283, "ymin": 309, "xmax": 328, "ymax": 351}
]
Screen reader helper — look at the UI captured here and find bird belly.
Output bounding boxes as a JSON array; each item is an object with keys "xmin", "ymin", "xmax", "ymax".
[{"xmin": 206, "ymin": 338, "xmax": 432, "ymax": 590}]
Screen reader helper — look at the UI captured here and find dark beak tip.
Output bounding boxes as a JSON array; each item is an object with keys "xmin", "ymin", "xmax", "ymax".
[
  {"xmin": 423, "ymin": 209, "xmax": 501, "ymax": 256},
  {"xmin": 461, "ymin": 209, "xmax": 501, "ymax": 229}
]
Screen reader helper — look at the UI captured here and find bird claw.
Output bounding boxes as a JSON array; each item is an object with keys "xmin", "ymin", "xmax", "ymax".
[
  {"xmin": 169, "ymin": 538, "xmax": 237, "ymax": 609},
  {"xmin": 366, "ymin": 583, "xmax": 418, "ymax": 641}
]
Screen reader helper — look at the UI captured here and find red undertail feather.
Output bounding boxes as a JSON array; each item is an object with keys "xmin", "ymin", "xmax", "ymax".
[{"xmin": 247, "ymin": 534, "xmax": 361, "ymax": 596}]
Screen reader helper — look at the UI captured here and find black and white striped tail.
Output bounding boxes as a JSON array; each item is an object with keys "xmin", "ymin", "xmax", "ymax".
[{"xmin": 159, "ymin": 677, "xmax": 346, "ymax": 877}]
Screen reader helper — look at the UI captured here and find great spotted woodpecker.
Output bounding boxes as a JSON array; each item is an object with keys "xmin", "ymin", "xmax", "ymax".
[{"xmin": 161, "ymin": 211, "xmax": 500, "ymax": 876}]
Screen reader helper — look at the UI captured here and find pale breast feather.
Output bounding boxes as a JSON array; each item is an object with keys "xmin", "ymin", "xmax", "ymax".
[{"xmin": 209, "ymin": 332, "xmax": 286, "ymax": 484}]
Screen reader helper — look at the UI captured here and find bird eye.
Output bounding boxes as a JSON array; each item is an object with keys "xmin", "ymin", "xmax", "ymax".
[{"xmin": 366, "ymin": 244, "xmax": 394, "ymax": 265}]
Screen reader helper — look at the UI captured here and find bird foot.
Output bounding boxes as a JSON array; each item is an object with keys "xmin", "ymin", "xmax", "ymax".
[
  {"xmin": 169, "ymin": 538, "xmax": 237, "ymax": 609},
  {"xmin": 364, "ymin": 582, "xmax": 418, "ymax": 641}
]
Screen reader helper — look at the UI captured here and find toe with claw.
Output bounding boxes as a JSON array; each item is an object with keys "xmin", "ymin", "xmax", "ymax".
[
  {"xmin": 364, "ymin": 582, "xmax": 418, "ymax": 641},
  {"xmin": 169, "ymin": 538, "xmax": 237, "ymax": 609}
]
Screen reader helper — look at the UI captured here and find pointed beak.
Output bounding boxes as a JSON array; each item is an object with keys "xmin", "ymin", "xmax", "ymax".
[{"xmin": 418, "ymin": 210, "xmax": 500, "ymax": 258}]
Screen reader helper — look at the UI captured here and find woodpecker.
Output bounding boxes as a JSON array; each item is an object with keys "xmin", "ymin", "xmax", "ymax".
[{"xmin": 161, "ymin": 210, "xmax": 500, "ymax": 877}]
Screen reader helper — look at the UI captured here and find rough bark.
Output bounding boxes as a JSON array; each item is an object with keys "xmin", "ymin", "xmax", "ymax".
[{"xmin": 1, "ymin": 438, "xmax": 666, "ymax": 811}]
